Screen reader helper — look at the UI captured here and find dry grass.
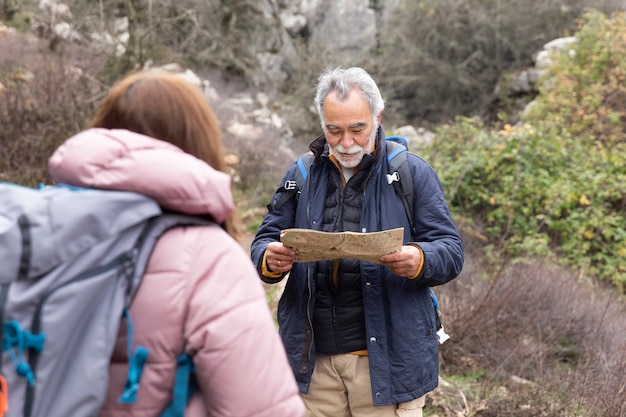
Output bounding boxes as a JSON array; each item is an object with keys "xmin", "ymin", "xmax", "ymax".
[{"xmin": 434, "ymin": 233, "xmax": 626, "ymax": 416}]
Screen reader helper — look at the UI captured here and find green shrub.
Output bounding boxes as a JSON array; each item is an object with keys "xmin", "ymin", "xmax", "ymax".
[{"xmin": 427, "ymin": 10, "xmax": 626, "ymax": 289}]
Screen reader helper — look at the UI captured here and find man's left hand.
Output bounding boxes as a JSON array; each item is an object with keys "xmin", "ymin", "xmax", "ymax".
[{"xmin": 379, "ymin": 245, "xmax": 422, "ymax": 278}]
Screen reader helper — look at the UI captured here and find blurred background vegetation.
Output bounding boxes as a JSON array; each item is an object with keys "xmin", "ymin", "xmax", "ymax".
[{"xmin": 1, "ymin": 1, "xmax": 625, "ymax": 415}]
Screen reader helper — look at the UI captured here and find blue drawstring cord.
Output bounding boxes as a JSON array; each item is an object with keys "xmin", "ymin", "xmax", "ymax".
[
  {"xmin": 2, "ymin": 321, "xmax": 45, "ymax": 386},
  {"xmin": 118, "ymin": 308, "xmax": 150, "ymax": 404}
]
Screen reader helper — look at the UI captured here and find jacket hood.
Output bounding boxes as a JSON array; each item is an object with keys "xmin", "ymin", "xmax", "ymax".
[{"xmin": 48, "ymin": 128, "xmax": 234, "ymax": 223}]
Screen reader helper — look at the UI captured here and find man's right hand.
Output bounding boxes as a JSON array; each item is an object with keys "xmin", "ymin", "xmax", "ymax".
[{"xmin": 266, "ymin": 241, "xmax": 297, "ymax": 272}]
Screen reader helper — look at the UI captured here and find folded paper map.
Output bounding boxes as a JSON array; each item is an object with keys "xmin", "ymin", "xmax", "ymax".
[{"xmin": 280, "ymin": 227, "xmax": 404, "ymax": 264}]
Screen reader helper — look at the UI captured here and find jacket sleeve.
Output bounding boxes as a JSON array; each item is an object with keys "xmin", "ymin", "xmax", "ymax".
[
  {"xmin": 184, "ymin": 227, "xmax": 304, "ymax": 417},
  {"xmin": 409, "ymin": 154, "xmax": 464, "ymax": 286},
  {"xmin": 250, "ymin": 162, "xmax": 300, "ymax": 283}
]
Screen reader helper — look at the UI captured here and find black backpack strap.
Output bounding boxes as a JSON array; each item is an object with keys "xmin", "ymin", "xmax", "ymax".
[
  {"xmin": 270, "ymin": 153, "xmax": 314, "ymax": 212},
  {"xmin": 385, "ymin": 137, "xmax": 416, "ymax": 236}
]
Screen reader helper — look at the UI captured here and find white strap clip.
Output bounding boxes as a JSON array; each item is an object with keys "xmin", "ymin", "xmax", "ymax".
[{"xmin": 386, "ymin": 172, "xmax": 400, "ymax": 184}]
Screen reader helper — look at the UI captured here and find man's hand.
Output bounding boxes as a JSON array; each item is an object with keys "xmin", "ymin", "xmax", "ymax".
[
  {"xmin": 266, "ymin": 241, "xmax": 297, "ymax": 273},
  {"xmin": 379, "ymin": 245, "xmax": 423, "ymax": 278}
]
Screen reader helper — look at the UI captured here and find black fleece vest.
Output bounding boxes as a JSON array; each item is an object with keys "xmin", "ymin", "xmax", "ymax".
[{"xmin": 313, "ymin": 158, "xmax": 373, "ymax": 355}]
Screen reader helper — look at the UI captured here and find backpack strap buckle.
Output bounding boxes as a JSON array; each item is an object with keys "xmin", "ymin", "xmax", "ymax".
[
  {"xmin": 386, "ymin": 171, "xmax": 400, "ymax": 184},
  {"xmin": 284, "ymin": 180, "xmax": 298, "ymax": 191}
]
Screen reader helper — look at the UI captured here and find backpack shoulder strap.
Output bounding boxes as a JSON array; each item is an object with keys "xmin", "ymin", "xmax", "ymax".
[
  {"xmin": 385, "ymin": 139, "xmax": 447, "ymax": 337},
  {"xmin": 159, "ymin": 353, "xmax": 197, "ymax": 417},
  {"xmin": 120, "ymin": 213, "xmax": 210, "ymax": 410},
  {"xmin": 126, "ymin": 213, "xmax": 211, "ymax": 303},
  {"xmin": 385, "ymin": 136, "xmax": 416, "ymax": 235},
  {"xmin": 270, "ymin": 152, "xmax": 314, "ymax": 211}
]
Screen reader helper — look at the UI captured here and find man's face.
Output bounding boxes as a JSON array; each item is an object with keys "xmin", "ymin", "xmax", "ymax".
[{"xmin": 323, "ymin": 90, "xmax": 381, "ymax": 168}]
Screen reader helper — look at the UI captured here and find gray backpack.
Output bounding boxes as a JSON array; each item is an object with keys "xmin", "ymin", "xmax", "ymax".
[{"xmin": 0, "ymin": 183, "xmax": 208, "ymax": 417}]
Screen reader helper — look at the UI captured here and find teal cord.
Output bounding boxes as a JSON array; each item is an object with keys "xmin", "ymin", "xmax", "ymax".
[{"xmin": 118, "ymin": 309, "xmax": 150, "ymax": 404}]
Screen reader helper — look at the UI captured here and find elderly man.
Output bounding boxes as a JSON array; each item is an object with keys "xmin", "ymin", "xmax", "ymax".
[{"xmin": 251, "ymin": 66, "xmax": 464, "ymax": 417}]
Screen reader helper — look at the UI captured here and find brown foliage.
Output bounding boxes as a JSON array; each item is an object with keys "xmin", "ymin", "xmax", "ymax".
[
  {"xmin": 0, "ymin": 30, "xmax": 103, "ymax": 185},
  {"xmin": 435, "ymin": 232, "xmax": 626, "ymax": 416}
]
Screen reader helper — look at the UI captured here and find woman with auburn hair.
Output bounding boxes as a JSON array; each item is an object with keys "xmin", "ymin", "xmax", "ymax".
[{"xmin": 48, "ymin": 69, "xmax": 305, "ymax": 417}]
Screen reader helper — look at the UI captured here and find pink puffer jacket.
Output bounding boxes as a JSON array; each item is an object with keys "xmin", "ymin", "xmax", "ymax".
[{"xmin": 48, "ymin": 128, "xmax": 304, "ymax": 417}]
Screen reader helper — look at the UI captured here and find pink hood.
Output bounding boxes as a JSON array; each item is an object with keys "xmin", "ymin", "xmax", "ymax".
[{"xmin": 48, "ymin": 128, "xmax": 234, "ymax": 222}]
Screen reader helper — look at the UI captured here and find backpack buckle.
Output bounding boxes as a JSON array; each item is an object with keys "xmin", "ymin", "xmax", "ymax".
[
  {"xmin": 386, "ymin": 172, "xmax": 400, "ymax": 184},
  {"xmin": 284, "ymin": 180, "xmax": 298, "ymax": 191}
]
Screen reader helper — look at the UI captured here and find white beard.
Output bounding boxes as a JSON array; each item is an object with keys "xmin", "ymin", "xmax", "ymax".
[{"xmin": 330, "ymin": 128, "xmax": 377, "ymax": 168}]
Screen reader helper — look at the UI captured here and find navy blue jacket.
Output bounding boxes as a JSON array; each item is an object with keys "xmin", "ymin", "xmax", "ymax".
[{"xmin": 251, "ymin": 129, "xmax": 464, "ymax": 406}]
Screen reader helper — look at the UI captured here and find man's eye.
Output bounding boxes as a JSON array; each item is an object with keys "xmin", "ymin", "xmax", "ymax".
[
  {"xmin": 352, "ymin": 129, "xmax": 364, "ymax": 134},
  {"xmin": 329, "ymin": 130, "xmax": 341, "ymax": 136}
]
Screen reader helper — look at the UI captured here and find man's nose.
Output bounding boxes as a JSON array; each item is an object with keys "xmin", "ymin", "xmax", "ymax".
[{"xmin": 340, "ymin": 133, "xmax": 355, "ymax": 148}]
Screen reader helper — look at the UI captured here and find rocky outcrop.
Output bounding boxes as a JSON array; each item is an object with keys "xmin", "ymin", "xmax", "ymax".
[
  {"xmin": 31, "ymin": 0, "xmax": 403, "ymax": 91},
  {"xmin": 493, "ymin": 36, "xmax": 579, "ymax": 123}
]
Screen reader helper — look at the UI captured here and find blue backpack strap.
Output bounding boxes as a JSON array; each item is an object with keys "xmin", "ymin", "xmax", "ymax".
[
  {"xmin": 159, "ymin": 353, "xmax": 197, "ymax": 417},
  {"xmin": 118, "ymin": 308, "xmax": 149, "ymax": 404},
  {"xmin": 270, "ymin": 152, "xmax": 314, "ymax": 211},
  {"xmin": 385, "ymin": 136, "xmax": 416, "ymax": 236}
]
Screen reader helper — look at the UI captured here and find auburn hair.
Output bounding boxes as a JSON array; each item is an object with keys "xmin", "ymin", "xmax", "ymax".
[{"xmin": 88, "ymin": 70, "xmax": 243, "ymax": 240}]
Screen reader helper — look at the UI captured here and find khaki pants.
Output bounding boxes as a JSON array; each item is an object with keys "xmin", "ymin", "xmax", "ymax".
[{"xmin": 302, "ymin": 354, "xmax": 425, "ymax": 417}]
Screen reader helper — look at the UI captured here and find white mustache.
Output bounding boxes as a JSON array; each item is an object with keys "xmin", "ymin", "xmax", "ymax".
[{"xmin": 334, "ymin": 144, "xmax": 364, "ymax": 154}]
